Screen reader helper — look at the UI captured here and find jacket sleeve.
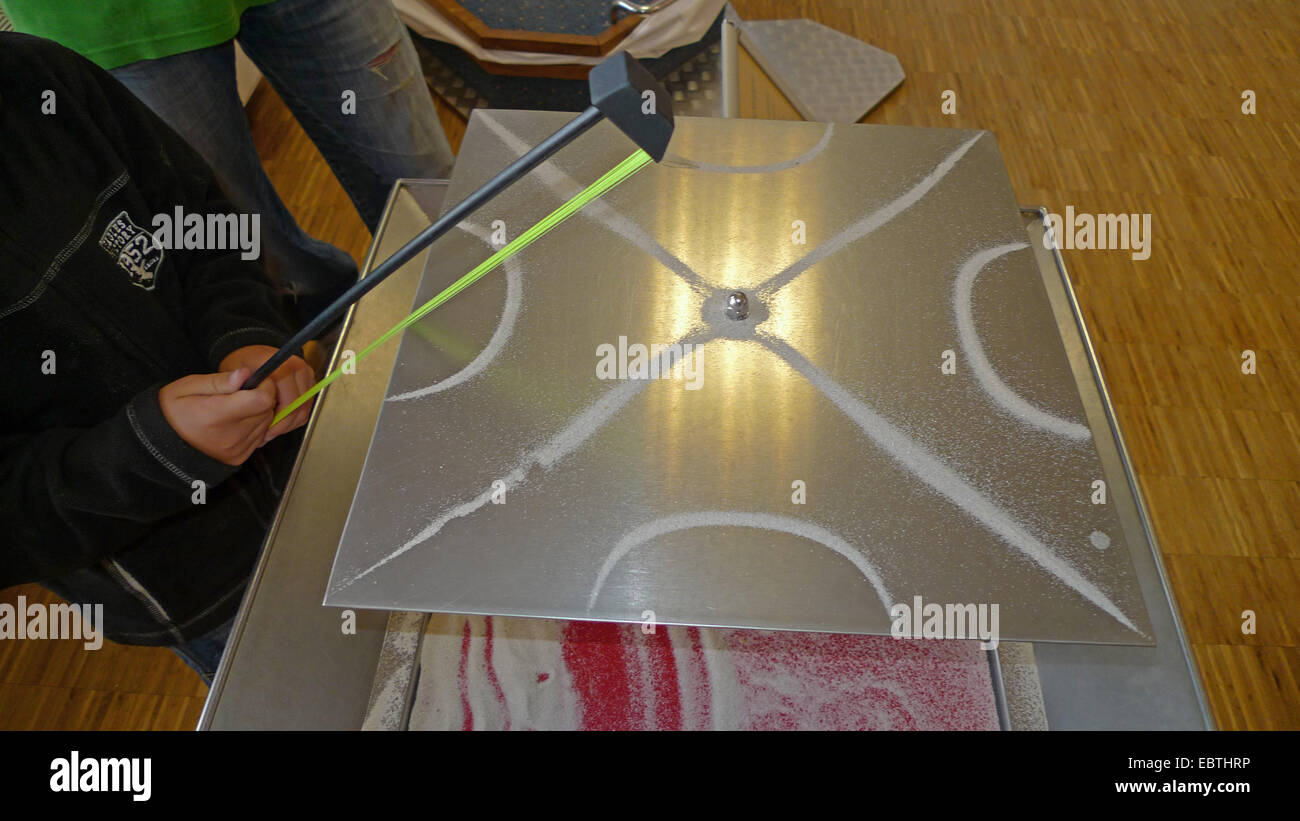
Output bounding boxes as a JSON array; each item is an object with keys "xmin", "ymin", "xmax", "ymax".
[
  {"xmin": 72, "ymin": 41, "xmax": 296, "ymax": 368},
  {"xmin": 0, "ymin": 384, "xmax": 241, "ymax": 586}
]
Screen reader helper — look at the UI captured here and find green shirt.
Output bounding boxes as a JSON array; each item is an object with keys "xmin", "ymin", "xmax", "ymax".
[{"xmin": 1, "ymin": 0, "xmax": 276, "ymax": 69}]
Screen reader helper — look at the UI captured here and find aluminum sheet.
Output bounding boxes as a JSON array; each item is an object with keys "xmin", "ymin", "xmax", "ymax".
[
  {"xmin": 325, "ymin": 111, "xmax": 1154, "ymax": 645},
  {"xmin": 736, "ymin": 17, "xmax": 905, "ymax": 122}
]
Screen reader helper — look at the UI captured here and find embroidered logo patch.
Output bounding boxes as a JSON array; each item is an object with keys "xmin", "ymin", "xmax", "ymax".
[{"xmin": 99, "ymin": 210, "xmax": 163, "ymax": 290}]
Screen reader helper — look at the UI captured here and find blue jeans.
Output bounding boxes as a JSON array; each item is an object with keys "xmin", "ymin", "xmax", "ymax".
[
  {"xmin": 110, "ymin": 0, "xmax": 455, "ymax": 298},
  {"xmin": 171, "ymin": 616, "xmax": 235, "ymax": 685}
]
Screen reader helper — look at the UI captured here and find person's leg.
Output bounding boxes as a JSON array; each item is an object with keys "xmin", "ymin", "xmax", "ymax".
[
  {"xmin": 236, "ymin": 0, "xmax": 455, "ymax": 231},
  {"xmin": 169, "ymin": 616, "xmax": 235, "ymax": 686},
  {"xmin": 111, "ymin": 42, "xmax": 358, "ymax": 303}
]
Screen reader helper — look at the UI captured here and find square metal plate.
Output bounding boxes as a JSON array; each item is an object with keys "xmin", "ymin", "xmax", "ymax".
[{"xmin": 325, "ymin": 111, "xmax": 1153, "ymax": 645}]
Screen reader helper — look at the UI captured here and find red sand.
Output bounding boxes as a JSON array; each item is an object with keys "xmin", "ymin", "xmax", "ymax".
[{"xmin": 424, "ymin": 616, "xmax": 1000, "ymax": 730}]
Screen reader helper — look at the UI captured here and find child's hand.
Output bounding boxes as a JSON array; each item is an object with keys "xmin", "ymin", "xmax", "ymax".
[
  {"xmin": 219, "ymin": 345, "xmax": 316, "ymax": 443},
  {"xmin": 158, "ymin": 369, "xmax": 278, "ymax": 465}
]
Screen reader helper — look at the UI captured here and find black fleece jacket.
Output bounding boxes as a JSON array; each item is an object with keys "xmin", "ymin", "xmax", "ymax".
[{"xmin": 0, "ymin": 33, "xmax": 300, "ymax": 645}]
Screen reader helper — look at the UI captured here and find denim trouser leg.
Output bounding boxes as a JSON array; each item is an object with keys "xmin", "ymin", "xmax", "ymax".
[
  {"xmin": 170, "ymin": 616, "xmax": 235, "ymax": 686},
  {"xmin": 111, "ymin": 42, "xmax": 359, "ymax": 297},
  {"xmin": 236, "ymin": 0, "xmax": 456, "ymax": 231}
]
